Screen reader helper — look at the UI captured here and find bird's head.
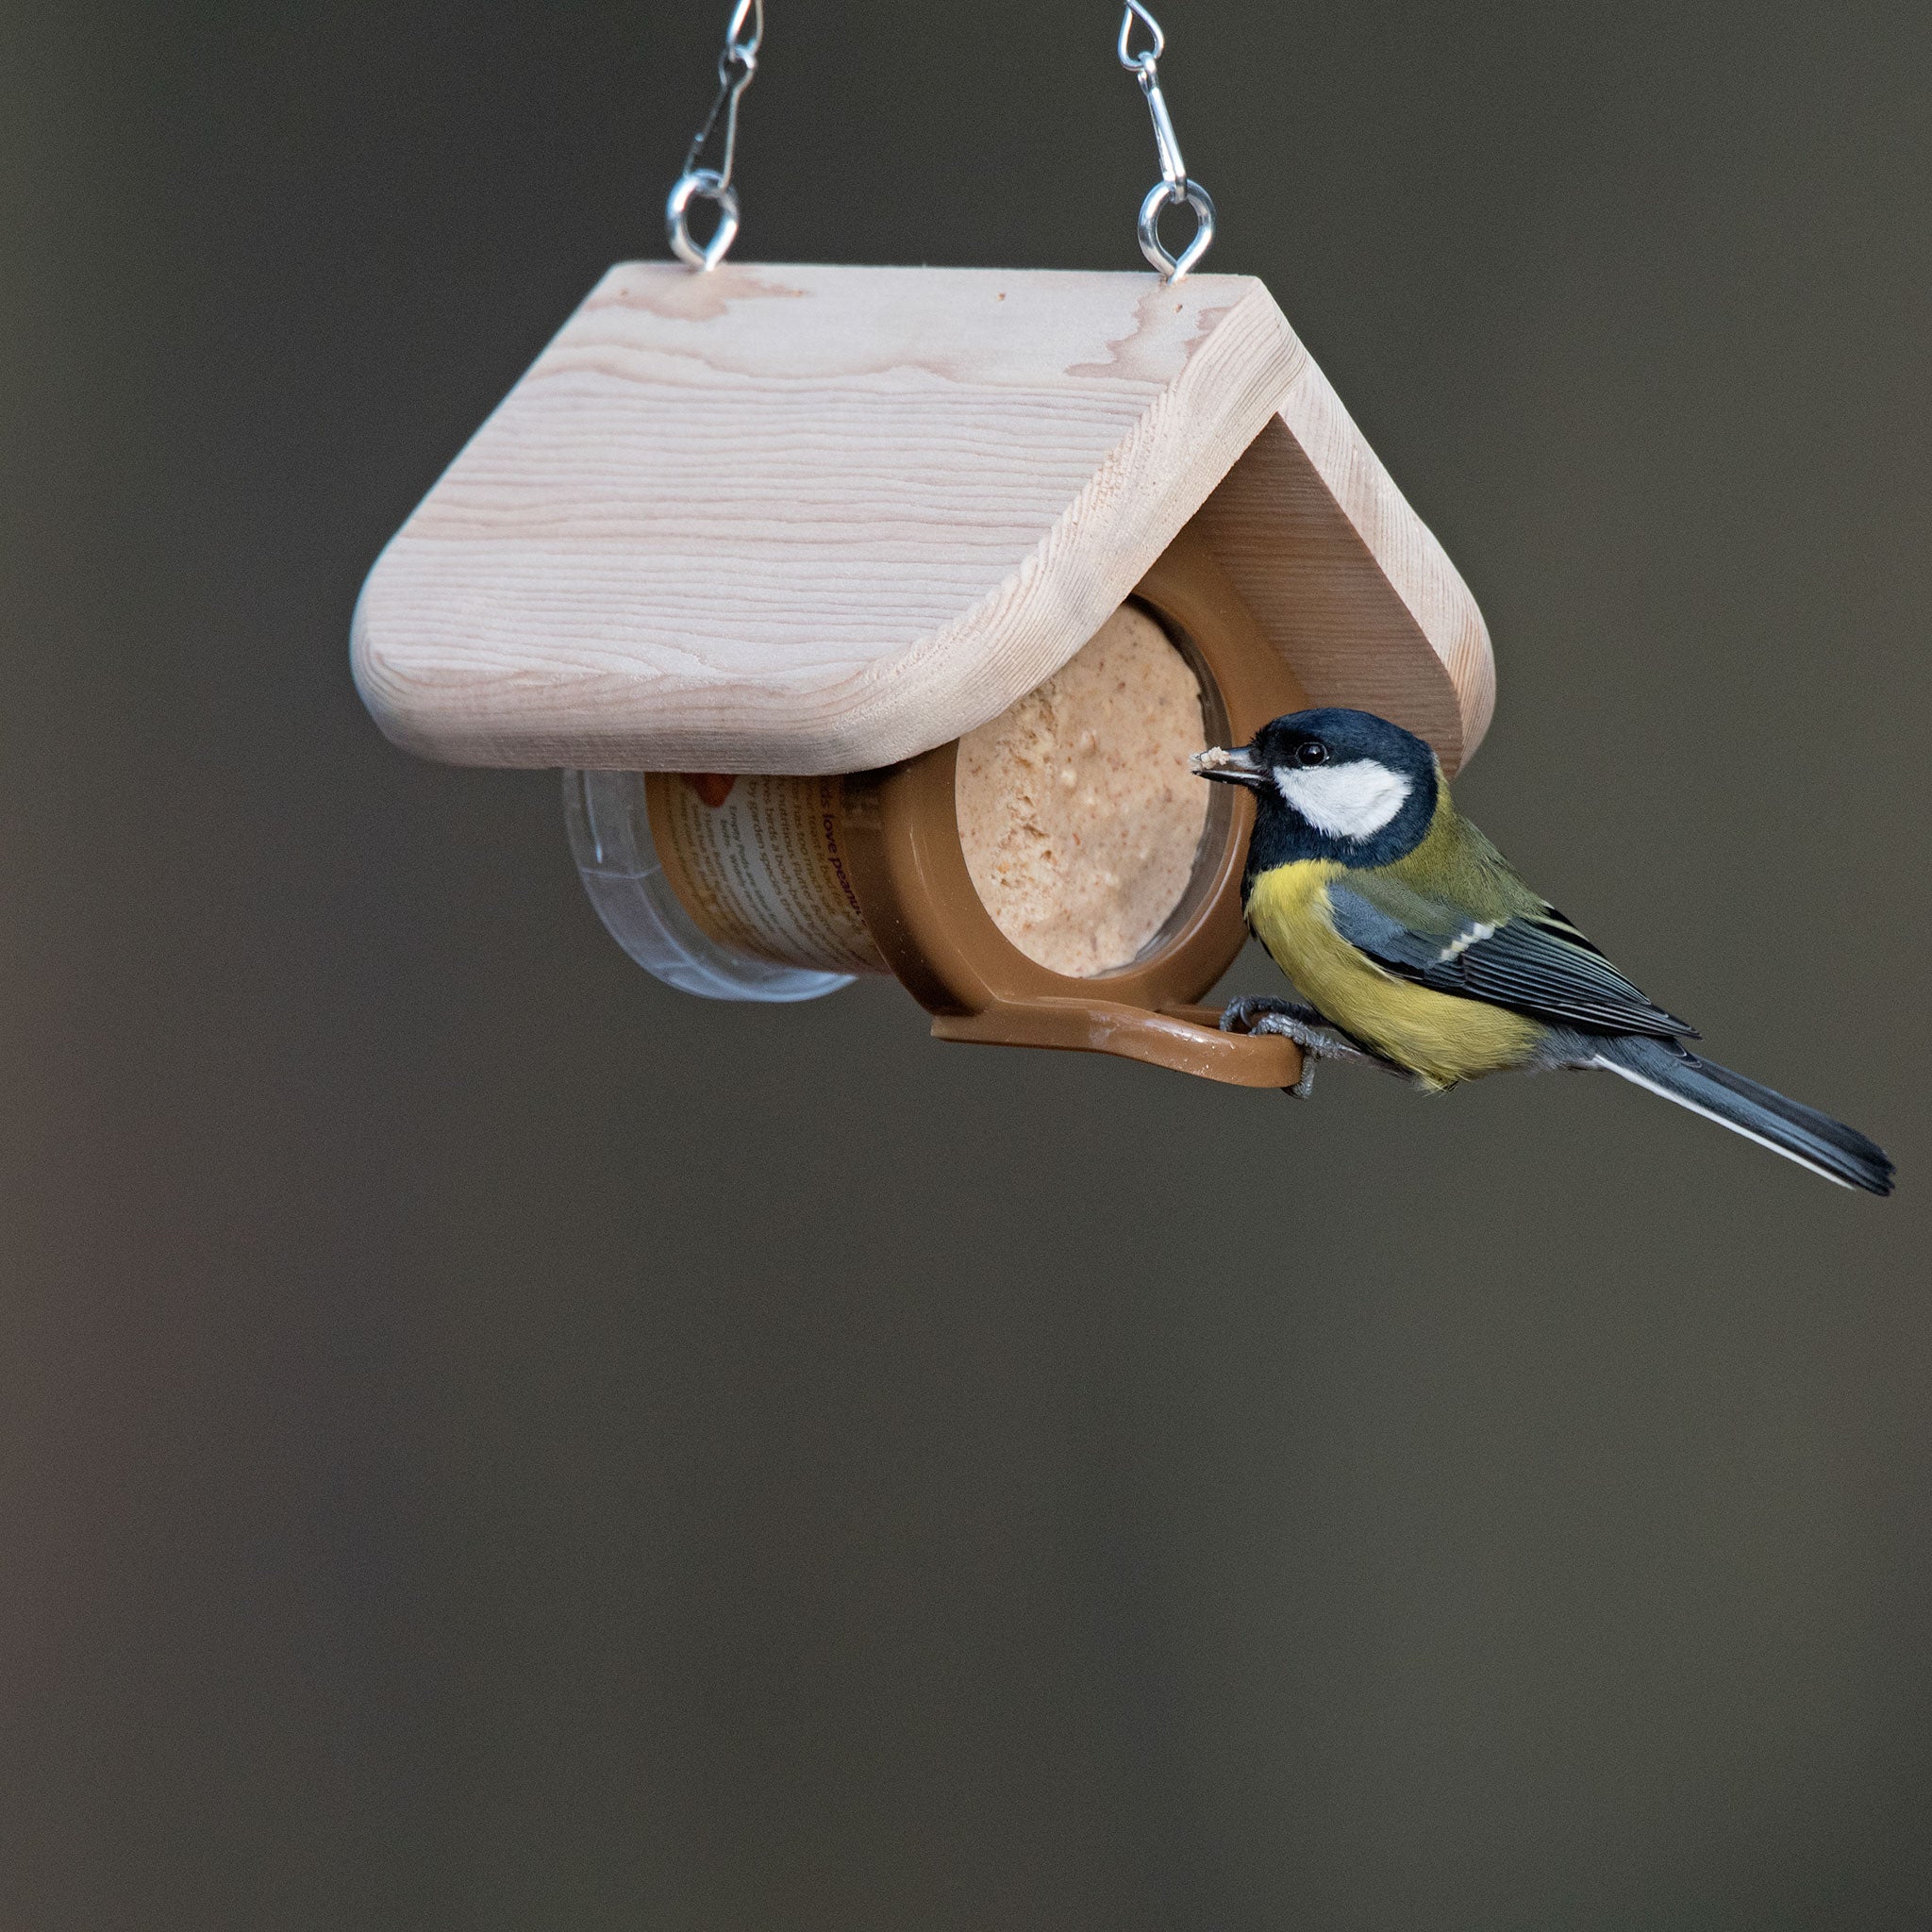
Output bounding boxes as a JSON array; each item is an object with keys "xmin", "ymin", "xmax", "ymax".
[{"xmin": 1191, "ymin": 708, "xmax": 1441, "ymax": 868}]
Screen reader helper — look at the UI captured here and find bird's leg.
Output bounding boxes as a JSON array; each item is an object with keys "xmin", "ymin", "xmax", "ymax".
[{"xmin": 1218, "ymin": 995, "xmax": 1392, "ymax": 1099}]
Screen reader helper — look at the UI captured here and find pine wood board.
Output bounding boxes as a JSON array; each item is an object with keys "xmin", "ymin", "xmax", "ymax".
[{"xmin": 354, "ymin": 261, "xmax": 1492, "ymax": 774}]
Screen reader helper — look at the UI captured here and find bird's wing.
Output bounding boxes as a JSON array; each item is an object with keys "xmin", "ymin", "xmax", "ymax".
[{"xmin": 1327, "ymin": 875, "xmax": 1696, "ymax": 1039}]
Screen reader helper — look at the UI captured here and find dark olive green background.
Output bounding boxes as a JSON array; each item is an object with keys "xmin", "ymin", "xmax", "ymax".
[{"xmin": 3, "ymin": 3, "xmax": 1928, "ymax": 1926}]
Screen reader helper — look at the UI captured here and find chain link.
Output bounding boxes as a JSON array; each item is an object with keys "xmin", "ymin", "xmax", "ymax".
[{"xmin": 666, "ymin": 0, "xmax": 765, "ymax": 272}]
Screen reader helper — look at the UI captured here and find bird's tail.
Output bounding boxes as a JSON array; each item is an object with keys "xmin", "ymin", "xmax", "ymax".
[{"xmin": 1589, "ymin": 1035, "xmax": 1893, "ymax": 1195}]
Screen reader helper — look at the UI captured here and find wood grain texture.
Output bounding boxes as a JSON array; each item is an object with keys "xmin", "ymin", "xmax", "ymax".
[
  {"xmin": 1193, "ymin": 388, "xmax": 1494, "ymax": 774},
  {"xmin": 353, "ymin": 261, "xmax": 1493, "ymax": 774}
]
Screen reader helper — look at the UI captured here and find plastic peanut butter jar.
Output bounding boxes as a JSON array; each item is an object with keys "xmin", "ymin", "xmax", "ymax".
[{"xmin": 565, "ymin": 527, "xmax": 1309, "ymax": 1084}]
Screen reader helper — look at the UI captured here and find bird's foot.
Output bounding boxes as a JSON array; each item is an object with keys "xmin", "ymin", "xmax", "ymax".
[
  {"xmin": 1219, "ymin": 995, "xmax": 1324, "ymax": 1036},
  {"xmin": 1219, "ymin": 996, "xmax": 1379, "ymax": 1099}
]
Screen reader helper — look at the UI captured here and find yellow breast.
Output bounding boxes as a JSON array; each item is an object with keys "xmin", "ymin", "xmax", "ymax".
[{"xmin": 1244, "ymin": 861, "xmax": 1546, "ymax": 1090}]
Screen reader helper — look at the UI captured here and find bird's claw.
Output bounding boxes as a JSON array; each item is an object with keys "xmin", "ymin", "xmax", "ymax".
[
  {"xmin": 1223, "ymin": 994, "xmax": 1431, "ymax": 1092},
  {"xmin": 1220, "ymin": 994, "xmax": 1320, "ymax": 1035},
  {"xmin": 1219, "ymin": 996, "xmax": 1376, "ymax": 1099}
]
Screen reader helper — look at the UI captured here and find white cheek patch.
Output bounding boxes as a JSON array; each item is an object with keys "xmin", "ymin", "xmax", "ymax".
[{"xmin": 1274, "ymin": 759, "xmax": 1413, "ymax": 841}]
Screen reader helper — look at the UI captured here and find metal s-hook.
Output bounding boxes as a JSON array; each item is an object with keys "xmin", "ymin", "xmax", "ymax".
[
  {"xmin": 1118, "ymin": 3, "xmax": 1216, "ymax": 281},
  {"xmin": 667, "ymin": 0, "xmax": 765, "ymax": 271}
]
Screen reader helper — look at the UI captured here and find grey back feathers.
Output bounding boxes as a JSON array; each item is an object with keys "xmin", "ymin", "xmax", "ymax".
[{"xmin": 1329, "ymin": 888, "xmax": 1695, "ymax": 1039}]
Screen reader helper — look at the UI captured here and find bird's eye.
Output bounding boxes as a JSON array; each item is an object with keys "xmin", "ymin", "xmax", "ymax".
[{"xmin": 1294, "ymin": 741, "xmax": 1329, "ymax": 766}]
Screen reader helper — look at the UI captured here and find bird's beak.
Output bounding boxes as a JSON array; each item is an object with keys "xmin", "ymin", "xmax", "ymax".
[{"xmin": 1191, "ymin": 743, "xmax": 1267, "ymax": 790}]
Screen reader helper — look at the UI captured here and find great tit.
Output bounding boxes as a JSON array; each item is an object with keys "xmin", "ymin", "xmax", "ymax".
[{"xmin": 1192, "ymin": 708, "xmax": 1893, "ymax": 1195}]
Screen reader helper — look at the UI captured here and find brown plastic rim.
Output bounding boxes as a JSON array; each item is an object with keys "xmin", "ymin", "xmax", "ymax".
[{"xmin": 840, "ymin": 514, "xmax": 1312, "ymax": 1086}]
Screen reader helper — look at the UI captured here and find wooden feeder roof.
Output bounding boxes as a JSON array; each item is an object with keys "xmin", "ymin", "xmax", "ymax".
[{"xmin": 354, "ymin": 262, "xmax": 1493, "ymax": 774}]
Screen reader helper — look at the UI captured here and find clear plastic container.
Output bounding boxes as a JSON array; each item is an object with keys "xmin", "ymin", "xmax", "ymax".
[{"xmin": 562, "ymin": 769, "xmax": 854, "ymax": 1003}]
